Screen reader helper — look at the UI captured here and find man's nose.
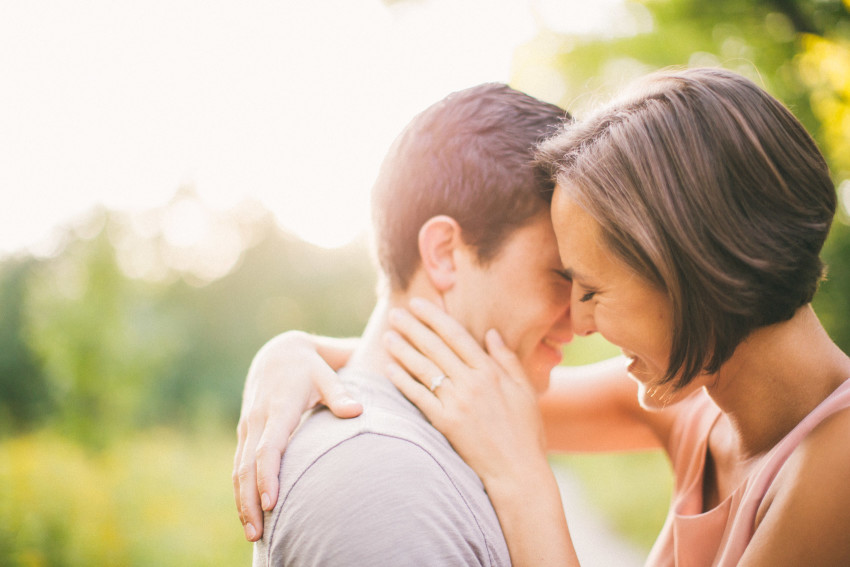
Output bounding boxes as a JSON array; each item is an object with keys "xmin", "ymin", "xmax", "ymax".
[{"xmin": 552, "ymin": 300, "xmax": 573, "ymax": 335}]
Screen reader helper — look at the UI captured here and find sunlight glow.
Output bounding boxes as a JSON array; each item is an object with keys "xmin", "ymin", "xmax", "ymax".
[{"xmin": 0, "ymin": 0, "xmax": 627, "ymax": 256}]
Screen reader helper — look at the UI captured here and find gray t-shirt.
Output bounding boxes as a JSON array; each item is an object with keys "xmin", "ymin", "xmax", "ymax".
[{"xmin": 253, "ymin": 368, "xmax": 511, "ymax": 566}]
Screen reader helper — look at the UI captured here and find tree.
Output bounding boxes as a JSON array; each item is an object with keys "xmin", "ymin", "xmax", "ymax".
[{"xmin": 0, "ymin": 257, "xmax": 51, "ymax": 431}]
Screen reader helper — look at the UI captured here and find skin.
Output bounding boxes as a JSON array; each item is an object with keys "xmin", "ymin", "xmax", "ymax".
[
  {"xmin": 235, "ymin": 188, "xmax": 850, "ymax": 565},
  {"xmin": 386, "ymin": 185, "xmax": 850, "ymax": 566},
  {"xmin": 233, "ymin": 211, "xmax": 573, "ymax": 541},
  {"xmin": 552, "ymin": 188, "xmax": 710, "ymax": 410},
  {"xmin": 442, "ymin": 210, "xmax": 574, "ymax": 393}
]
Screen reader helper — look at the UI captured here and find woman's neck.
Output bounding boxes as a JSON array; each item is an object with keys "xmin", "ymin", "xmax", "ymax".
[{"xmin": 706, "ymin": 305, "xmax": 850, "ymax": 458}]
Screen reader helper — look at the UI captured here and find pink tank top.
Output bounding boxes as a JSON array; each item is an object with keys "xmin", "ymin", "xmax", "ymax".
[{"xmin": 645, "ymin": 378, "xmax": 850, "ymax": 567}]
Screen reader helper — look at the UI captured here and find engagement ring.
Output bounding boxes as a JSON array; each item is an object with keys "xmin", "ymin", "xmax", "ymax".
[{"xmin": 429, "ymin": 374, "xmax": 449, "ymax": 392}]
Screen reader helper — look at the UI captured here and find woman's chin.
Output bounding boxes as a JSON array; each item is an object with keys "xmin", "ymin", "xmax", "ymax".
[
  {"xmin": 634, "ymin": 384, "xmax": 667, "ymax": 411},
  {"xmin": 631, "ymin": 374, "xmax": 674, "ymax": 411}
]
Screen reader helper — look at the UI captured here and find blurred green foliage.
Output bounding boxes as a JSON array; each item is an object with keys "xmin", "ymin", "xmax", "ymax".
[
  {"xmin": 0, "ymin": 199, "xmax": 376, "ymax": 442},
  {"xmin": 0, "ymin": 198, "xmax": 377, "ymax": 565},
  {"xmin": 1, "ymin": 0, "xmax": 848, "ymax": 563},
  {"xmin": 552, "ymin": 451, "xmax": 673, "ymax": 551},
  {"xmin": 0, "ymin": 427, "xmax": 251, "ymax": 566}
]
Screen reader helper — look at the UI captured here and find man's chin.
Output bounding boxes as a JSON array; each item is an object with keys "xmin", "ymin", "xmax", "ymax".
[{"xmin": 526, "ymin": 364, "xmax": 555, "ymax": 395}]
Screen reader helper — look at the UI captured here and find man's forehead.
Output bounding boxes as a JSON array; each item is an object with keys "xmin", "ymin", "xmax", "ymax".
[{"xmin": 497, "ymin": 211, "xmax": 561, "ymax": 263}]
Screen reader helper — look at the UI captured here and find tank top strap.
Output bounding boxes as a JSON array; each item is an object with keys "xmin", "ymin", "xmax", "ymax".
[{"xmin": 716, "ymin": 377, "xmax": 850, "ymax": 566}]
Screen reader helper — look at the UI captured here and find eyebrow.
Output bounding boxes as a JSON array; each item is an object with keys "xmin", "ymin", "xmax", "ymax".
[
  {"xmin": 561, "ymin": 267, "xmax": 597, "ymax": 286},
  {"xmin": 560, "ymin": 267, "xmax": 580, "ymax": 280}
]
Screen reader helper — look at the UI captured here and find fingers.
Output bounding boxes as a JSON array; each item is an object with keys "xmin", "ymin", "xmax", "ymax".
[
  {"xmin": 254, "ymin": 442, "xmax": 282, "ymax": 514},
  {"xmin": 383, "ymin": 328, "xmax": 452, "ymax": 390},
  {"xmin": 253, "ymin": 404, "xmax": 304, "ymax": 515},
  {"xmin": 485, "ymin": 329, "xmax": 527, "ymax": 384},
  {"xmin": 232, "ymin": 421, "xmax": 247, "ymax": 518},
  {"xmin": 388, "ymin": 307, "xmax": 481, "ymax": 382},
  {"xmin": 408, "ymin": 297, "xmax": 492, "ymax": 368},
  {"xmin": 235, "ymin": 415, "xmax": 264, "ymax": 541},
  {"xmin": 385, "ymin": 361, "xmax": 444, "ymax": 423},
  {"xmin": 313, "ymin": 370, "xmax": 364, "ymax": 419}
]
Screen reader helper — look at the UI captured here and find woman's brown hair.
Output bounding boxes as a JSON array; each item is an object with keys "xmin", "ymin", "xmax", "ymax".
[{"xmin": 537, "ymin": 67, "xmax": 836, "ymax": 387}]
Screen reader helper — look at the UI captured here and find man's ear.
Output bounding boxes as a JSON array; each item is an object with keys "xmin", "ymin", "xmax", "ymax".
[{"xmin": 418, "ymin": 215, "xmax": 463, "ymax": 292}]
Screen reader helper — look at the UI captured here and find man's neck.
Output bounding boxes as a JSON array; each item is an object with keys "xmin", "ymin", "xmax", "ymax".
[
  {"xmin": 345, "ymin": 296, "xmax": 396, "ymax": 377},
  {"xmin": 346, "ymin": 283, "xmax": 444, "ymax": 379}
]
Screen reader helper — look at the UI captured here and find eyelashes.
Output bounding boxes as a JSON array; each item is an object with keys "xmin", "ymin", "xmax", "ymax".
[
  {"xmin": 579, "ymin": 291, "xmax": 596, "ymax": 302},
  {"xmin": 553, "ymin": 268, "xmax": 597, "ymax": 302}
]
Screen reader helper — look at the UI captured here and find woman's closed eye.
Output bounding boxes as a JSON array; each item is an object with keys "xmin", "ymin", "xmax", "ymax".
[{"xmin": 578, "ymin": 290, "xmax": 597, "ymax": 302}]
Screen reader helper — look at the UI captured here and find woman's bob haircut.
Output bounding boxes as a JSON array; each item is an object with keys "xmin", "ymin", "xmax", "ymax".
[{"xmin": 537, "ymin": 67, "xmax": 836, "ymax": 387}]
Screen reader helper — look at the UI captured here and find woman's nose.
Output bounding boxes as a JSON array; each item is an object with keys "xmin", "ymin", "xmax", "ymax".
[{"xmin": 570, "ymin": 293, "xmax": 596, "ymax": 337}]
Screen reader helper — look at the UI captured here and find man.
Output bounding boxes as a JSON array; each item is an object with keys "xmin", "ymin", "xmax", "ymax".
[{"xmin": 247, "ymin": 83, "xmax": 573, "ymax": 566}]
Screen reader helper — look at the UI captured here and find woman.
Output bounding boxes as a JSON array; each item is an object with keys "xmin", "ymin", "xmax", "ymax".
[{"xmin": 234, "ymin": 68, "xmax": 850, "ymax": 565}]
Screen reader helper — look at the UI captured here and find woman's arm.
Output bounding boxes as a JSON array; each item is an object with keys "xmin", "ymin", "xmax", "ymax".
[
  {"xmin": 231, "ymin": 316, "xmax": 677, "ymax": 544},
  {"xmin": 541, "ymin": 360, "xmax": 674, "ymax": 453},
  {"xmin": 484, "ymin": 451, "xmax": 580, "ymax": 567},
  {"xmin": 383, "ymin": 302, "xmax": 580, "ymax": 566},
  {"xmin": 233, "ymin": 331, "xmax": 361, "ymax": 541}
]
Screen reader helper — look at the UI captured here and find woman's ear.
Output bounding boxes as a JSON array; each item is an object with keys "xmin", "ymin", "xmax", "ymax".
[{"xmin": 418, "ymin": 215, "xmax": 463, "ymax": 292}]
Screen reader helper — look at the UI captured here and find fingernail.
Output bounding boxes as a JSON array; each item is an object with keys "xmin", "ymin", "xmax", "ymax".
[
  {"xmin": 409, "ymin": 297, "xmax": 426, "ymax": 309},
  {"xmin": 261, "ymin": 493, "xmax": 271, "ymax": 511},
  {"xmin": 245, "ymin": 522, "xmax": 257, "ymax": 541},
  {"xmin": 340, "ymin": 397, "xmax": 359, "ymax": 407},
  {"xmin": 383, "ymin": 330, "xmax": 400, "ymax": 345}
]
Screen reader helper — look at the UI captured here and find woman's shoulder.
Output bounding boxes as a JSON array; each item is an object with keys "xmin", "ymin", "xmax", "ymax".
[
  {"xmin": 749, "ymin": 384, "xmax": 850, "ymax": 559},
  {"xmin": 792, "ymin": 377, "xmax": 850, "ymax": 458},
  {"xmin": 789, "ymin": 400, "xmax": 850, "ymax": 469},
  {"xmin": 768, "ymin": 378, "xmax": 850, "ymax": 489}
]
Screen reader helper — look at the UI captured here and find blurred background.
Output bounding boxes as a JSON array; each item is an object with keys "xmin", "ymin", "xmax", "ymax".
[{"xmin": 1, "ymin": 0, "xmax": 849, "ymax": 564}]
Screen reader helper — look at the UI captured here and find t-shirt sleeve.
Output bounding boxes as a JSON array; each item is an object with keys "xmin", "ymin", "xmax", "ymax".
[{"xmin": 254, "ymin": 432, "xmax": 498, "ymax": 567}]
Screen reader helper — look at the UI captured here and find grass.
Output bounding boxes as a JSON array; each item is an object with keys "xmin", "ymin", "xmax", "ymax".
[{"xmin": 0, "ymin": 428, "xmax": 252, "ymax": 567}]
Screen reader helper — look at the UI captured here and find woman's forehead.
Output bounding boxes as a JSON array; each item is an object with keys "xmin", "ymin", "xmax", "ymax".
[
  {"xmin": 551, "ymin": 187, "xmax": 598, "ymax": 248},
  {"xmin": 550, "ymin": 190, "xmax": 597, "ymax": 273}
]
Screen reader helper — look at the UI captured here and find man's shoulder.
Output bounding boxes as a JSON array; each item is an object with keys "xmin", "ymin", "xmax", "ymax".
[
  {"xmin": 256, "ymin": 393, "xmax": 511, "ymax": 567},
  {"xmin": 279, "ymin": 371, "xmax": 463, "ymax": 477},
  {"xmin": 260, "ymin": 432, "xmax": 507, "ymax": 567},
  {"xmin": 279, "ymin": 391, "xmax": 447, "ymax": 477},
  {"xmin": 277, "ymin": 399, "xmax": 472, "ymax": 507},
  {"xmin": 284, "ymin": 429, "xmax": 469, "ymax": 506}
]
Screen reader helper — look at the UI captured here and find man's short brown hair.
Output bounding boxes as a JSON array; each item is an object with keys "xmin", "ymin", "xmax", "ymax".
[{"xmin": 372, "ymin": 83, "xmax": 568, "ymax": 291}]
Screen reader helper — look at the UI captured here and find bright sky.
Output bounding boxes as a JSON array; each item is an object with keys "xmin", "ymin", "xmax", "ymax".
[{"xmin": 0, "ymin": 0, "xmax": 627, "ymax": 254}]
